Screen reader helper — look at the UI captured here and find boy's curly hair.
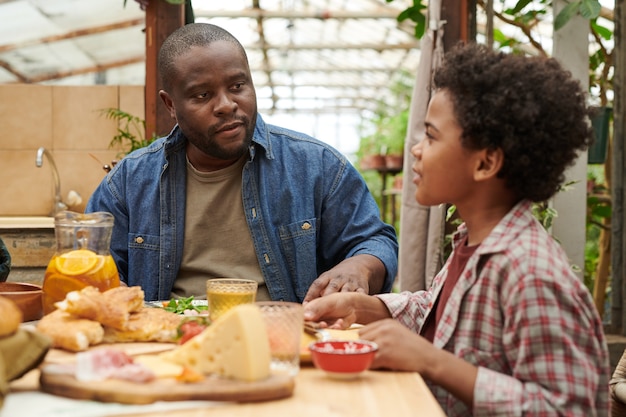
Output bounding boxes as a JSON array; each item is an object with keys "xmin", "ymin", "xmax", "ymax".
[{"xmin": 433, "ymin": 42, "xmax": 594, "ymax": 202}]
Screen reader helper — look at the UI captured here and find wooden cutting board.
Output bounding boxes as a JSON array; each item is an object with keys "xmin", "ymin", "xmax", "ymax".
[
  {"xmin": 38, "ymin": 342, "xmax": 295, "ymax": 404},
  {"xmin": 39, "ymin": 369, "xmax": 295, "ymax": 404},
  {"xmin": 44, "ymin": 342, "xmax": 177, "ymax": 364}
]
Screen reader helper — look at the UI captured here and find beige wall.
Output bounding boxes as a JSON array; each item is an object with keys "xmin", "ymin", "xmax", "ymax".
[{"xmin": 0, "ymin": 84, "xmax": 144, "ymax": 216}]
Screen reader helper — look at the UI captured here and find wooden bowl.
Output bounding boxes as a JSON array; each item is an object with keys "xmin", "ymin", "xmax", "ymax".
[{"xmin": 0, "ymin": 282, "xmax": 43, "ymax": 322}]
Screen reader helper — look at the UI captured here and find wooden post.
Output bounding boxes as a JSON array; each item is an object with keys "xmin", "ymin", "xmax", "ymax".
[
  {"xmin": 612, "ymin": 0, "xmax": 625, "ymax": 335},
  {"xmin": 144, "ymin": 0, "xmax": 184, "ymax": 139},
  {"xmin": 441, "ymin": 0, "xmax": 476, "ymax": 50}
]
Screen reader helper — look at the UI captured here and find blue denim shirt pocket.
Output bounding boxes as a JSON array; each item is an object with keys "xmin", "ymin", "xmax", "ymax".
[
  {"xmin": 278, "ymin": 218, "xmax": 317, "ymax": 299},
  {"xmin": 127, "ymin": 233, "xmax": 160, "ymax": 297}
]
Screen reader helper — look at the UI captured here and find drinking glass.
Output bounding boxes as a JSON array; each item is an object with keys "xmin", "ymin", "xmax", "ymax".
[
  {"xmin": 206, "ymin": 278, "xmax": 258, "ymax": 321},
  {"xmin": 256, "ymin": 301, "xmax": 304, "ymax": 377}
]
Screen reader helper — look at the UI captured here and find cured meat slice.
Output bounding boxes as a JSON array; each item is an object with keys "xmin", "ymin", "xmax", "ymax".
[{"xmin": 75, "ymin": 348, "xmax": 155, "ymax": 383}]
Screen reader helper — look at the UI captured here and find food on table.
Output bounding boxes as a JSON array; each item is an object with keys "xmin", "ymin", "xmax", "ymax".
[
  {"xmin": 55, "ymin": 286, "xmax": 144, "ymax": 330},
  {"xmin": 102, "ymin": 307, "xmax": 185, "ymax": 343},
  {"xmin": 75, "ymin": 348, "xmax": 154, "ymax": 382},
  {"xmin": 300, "ymin": 325, "xmax": 362, "ymax": 361},
  {"xmin": 162, "ymin": 296, "xmax": 208, "ymax": 315},
  {"xmin": 133, "ymin": 354, "xmax": 185, "ymax": 379},
  {"xmin": 0, "ymin": 296, "xmax": 22, "ymax": 337},
  {"xmin": 159, "ymin": 303, "xmax": 270, "ymax": 381},
  {"xmin": 45, "ymin": 348, "xmax": 156, "ymax": 383},
  {"xmin": 176, "ymin": 318, "xmax": 209, "ymax": 344},
  {"xmin": 36, "ymin": 286, "xmax": 184, "ymax": 351},
  {"xmin": 42, "ymin": 249, "xmax": 120, "ymax": 315},
  {"xmin": 300, "ymin": 329, "xmax": 317, "ymax": 358},
  {"xmin": 37, "ymin": 310, "xmax": 105, "ymax": 352}
]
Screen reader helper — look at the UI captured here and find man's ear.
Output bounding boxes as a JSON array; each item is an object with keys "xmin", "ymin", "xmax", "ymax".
[
  {"xmin": 159, "ymin": 90, "xmax": 177, "ymax": 120},
  {"xmin": 474, "ymin": 147, "xmax": 504, "ymax": 181}
]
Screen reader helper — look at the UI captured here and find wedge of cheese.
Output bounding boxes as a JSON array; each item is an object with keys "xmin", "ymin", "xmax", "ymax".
[{"xmin": 160, "ymin": 304, "xmax": 271, "ymax": 382}]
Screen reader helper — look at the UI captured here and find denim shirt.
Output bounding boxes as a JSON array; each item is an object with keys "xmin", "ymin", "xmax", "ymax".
[{"xmin": 86, "ymin": 115, "xmax": 398, "ymax": 302}]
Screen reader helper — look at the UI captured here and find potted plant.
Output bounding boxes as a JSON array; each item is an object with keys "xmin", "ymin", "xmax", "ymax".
[
  {"xmin": 357, "ymin": 71, "xmax": 412, "ymax": 173},
  {"xmin": 357, "ymin": 134, "xmax": 387, "ymax": 171},
  {"xmin": 379, "ymin": 109, "xmax": 408, "ymax": 170},
  {"xmin": 96, "ymin": 108, "xmax": 156, "ymax": 172}
]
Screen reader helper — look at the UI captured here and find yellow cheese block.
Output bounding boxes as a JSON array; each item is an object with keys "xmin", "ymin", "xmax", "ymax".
[{"xmin": 159, "ymin": 304, "xmax": 271, "ymax": 382}]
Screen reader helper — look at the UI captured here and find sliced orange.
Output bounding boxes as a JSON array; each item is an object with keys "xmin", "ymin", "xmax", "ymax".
[
  {"xmin": 42, "ymin": 274, "xmax": 88, "ymax": 301},
  {"xmin": 55, "ymin": 249, "xmax": 98, "ymax": 276},
  {"xmin": 101, "ymin": 255, "xmax": 119, "ymax": 281}
]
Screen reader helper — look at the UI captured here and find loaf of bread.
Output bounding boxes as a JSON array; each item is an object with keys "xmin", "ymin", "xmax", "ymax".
[
  {"xmin": 36, "ymin": 286, "xmax": 184, "ymax": 351},
  {"xmin": 55, "ymin": 286, "xmax": 144, "ymax": 330},
  {"xmin": 0, "ymin": 295, "xmax": 22, "ymax": 337},
  {"xmin": 103, "ymin": 307, "xmax": 183, "ymax": 343},
  {"xmin": 36, "ymin": 310, "xmax": 104, "ymax": 352}
]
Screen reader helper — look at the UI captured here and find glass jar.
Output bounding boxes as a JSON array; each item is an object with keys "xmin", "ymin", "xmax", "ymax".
[{"xmin": 42, "ymin": 211, "xmax": 120, "ymax": 315}]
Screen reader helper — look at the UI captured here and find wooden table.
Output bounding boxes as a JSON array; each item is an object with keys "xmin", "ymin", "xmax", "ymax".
[
  {"xmin": 117, "ymin": 368, "xmax": 444, "ymax": 417},
  {"xmin": 8, "ymin": 358, "xmax": 445, "ymax": 417}
]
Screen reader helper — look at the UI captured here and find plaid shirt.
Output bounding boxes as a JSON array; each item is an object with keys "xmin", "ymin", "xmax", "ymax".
[{"xmin": 378, "ymin": 200, "xmax": 609, "ymax": 416}]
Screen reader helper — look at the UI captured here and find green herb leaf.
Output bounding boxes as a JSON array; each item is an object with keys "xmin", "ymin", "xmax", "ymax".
[{"xmin": 163, "ymin": 296, "xmax": 208, "ymax": 314}]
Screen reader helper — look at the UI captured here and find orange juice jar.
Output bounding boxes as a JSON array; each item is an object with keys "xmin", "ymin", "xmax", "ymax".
[{"xmin": 42, "ymin": 211, "xmax": 120, "ymax": 315}]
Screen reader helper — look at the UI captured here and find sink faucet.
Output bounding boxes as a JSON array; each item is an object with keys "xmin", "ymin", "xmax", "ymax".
[{"xmin": 36, "ymin": 147, "xmax": 68, "ymax": 216}]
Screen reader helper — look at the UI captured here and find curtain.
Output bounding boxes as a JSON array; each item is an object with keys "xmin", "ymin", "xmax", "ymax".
[{"xmin": 398, "ymin": 0, "xmax": 447, "ymax": 292}]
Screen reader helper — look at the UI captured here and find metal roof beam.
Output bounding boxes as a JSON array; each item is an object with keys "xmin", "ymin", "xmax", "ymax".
[
  {"xmin": 249, "ymin": 42, "xmax": 418, "ymax": 50},
  {"xmin": 256, "ymin": 83, "xmax": 388, "ymax": 88},
  {"xmin": 0, "ymin": 18, "xmax": 145, "ymax": 53},
  {"xmin": 261, "ymin": 67, "xmax": 400, "ymax": 72},
  {"xmin": 194, "ymin": 9, "xmax": 403, "ymax": 19},
  {"xmin": 261, "ymin": 106, "xmax": 368, "ymax": 114},
  {"xmin": 3, "ymin": 56, "xmax": 145, "ymax": 84}
]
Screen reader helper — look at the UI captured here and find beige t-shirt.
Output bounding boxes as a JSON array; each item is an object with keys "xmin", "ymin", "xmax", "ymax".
[{"xmin": 172, "ymin": 155, "xmax": 269, "ymax": 301}]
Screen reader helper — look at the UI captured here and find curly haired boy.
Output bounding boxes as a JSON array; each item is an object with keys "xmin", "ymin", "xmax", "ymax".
[{"xmin": 304, "ymin": 43, "xmax": 609, "ymax": 416}]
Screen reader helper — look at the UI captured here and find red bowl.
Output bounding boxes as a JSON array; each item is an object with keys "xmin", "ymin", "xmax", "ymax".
[{"xmin": 309, "ymin": 340, "xmax": 378, "ymax": 378}]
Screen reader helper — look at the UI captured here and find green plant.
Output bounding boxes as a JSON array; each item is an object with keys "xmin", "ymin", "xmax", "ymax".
[
  {"xmin": 357, "ymin": 70, "xmax": 413, "ymax": 160},
  {"xmin": 474, "ymin": 0, "xmax": 612, "ymax": 106},
  {"xmin": 388, "ymin": 0, "xmax": 613, "ymax": 105},
  {"xmin": 386, "ymin": 0, "xmax": 428, "ymax": 39},
  {"xmin": 100, "ymin": 108, "xmax": 156, "ymax": 158}
]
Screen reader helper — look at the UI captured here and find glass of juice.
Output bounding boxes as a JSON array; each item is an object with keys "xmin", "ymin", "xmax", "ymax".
[
  {"xmin": 206, "ymin": 278, "xmax": 258, "ymax": 321},
  {"xmin": 42, "ymin": 211, "xmax": 120, "ymax": 315}
]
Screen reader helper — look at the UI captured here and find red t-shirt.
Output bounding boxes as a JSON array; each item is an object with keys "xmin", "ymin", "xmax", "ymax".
[{"xmin": 421, "ymin": 237, "xmax": 478, "ymax": 343}]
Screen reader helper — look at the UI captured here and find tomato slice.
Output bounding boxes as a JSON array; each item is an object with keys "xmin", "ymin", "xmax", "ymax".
[{"xmin": 177, "ymin": 321, "xmax": 208, "ymax": 344}]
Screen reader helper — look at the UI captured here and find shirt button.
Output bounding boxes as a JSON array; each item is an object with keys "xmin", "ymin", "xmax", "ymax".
[
  {"xmin": 135, "ymin": 237, "xmax": 144, "ymax": 244},
  {"xmin": 301, "ymin": 222, "xmax": 311, "ymax": 230}
]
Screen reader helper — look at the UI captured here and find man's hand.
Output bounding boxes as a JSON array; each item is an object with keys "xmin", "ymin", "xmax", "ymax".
[{"xmin": 303, "ymin": 254, "xmax": 386, "ymax": 303}]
